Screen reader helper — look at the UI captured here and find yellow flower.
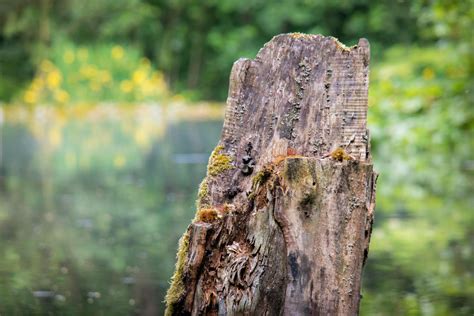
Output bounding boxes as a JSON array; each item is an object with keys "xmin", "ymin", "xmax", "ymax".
[
  {"xmin": 54, "ymin": 90, "xmax": 70, "ymax": 103},
  {"xmin": 63, "ymin": 50, "xmax": 75, "ymax": 64},
  {"xmin": 120, "ymin": 80, "xmax": 133, "ymax": 93},
  {"xmin": 132, "ymin": 70, "xmax": 146, "ymax": 84},
  {"xmin": 113, "ymin": 154, "xmax": 126, "ymax": 168},
  {"xmin": 47, "ymin": 70, "xmax": 62, "ymax": 89},
  {"xmin": 111, "ymin": 45, "xmax": 124, "ymax": 60},
  {"xmin": 141, "ymin": 81, "xmax": 154, "ymax": 96},
  {"xmin": 23, "ymin": 90, "xmax": 37, "ymax": 104}
]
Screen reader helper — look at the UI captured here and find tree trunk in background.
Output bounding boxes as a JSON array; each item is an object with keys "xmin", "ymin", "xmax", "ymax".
[{"xmin": 165, "ymin": 33, "xmax": 377, "ymax": 316}]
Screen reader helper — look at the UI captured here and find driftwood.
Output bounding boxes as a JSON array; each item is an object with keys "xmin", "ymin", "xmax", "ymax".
[{"xmin": 165, "ymin": 33, "xmax": 377, "ymax": 316}]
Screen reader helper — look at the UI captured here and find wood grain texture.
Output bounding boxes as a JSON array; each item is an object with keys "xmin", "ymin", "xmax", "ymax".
[{"xmin": 165, "ymin": 33, "xmax": 377, "ymax": 316}]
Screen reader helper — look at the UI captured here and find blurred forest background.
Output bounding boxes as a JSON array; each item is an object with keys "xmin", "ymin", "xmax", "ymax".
[{"xmin": 0, "ymin": 0, "xmax": 472, "ymax": 315}]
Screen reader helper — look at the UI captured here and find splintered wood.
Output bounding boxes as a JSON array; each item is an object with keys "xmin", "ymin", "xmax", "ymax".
[{"xmin": 165, "ymin": 33, "xmax": 377, "ymax": 316}]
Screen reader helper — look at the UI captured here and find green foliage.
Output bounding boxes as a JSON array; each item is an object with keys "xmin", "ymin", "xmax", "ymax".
[
  {"xmin": 1, "ymin": 0, "xmax": 462, "ymax": 101},
  {"xmin": 360, "ymin": 43, "xmax": 474, "ymax": 315},
  {"xmin": 17, "ymin": 38, "xmax": 169, "ymax": 104},
  {"xmin": 369, "ymin": 44, "xmax": 472, "ymax": 216}
]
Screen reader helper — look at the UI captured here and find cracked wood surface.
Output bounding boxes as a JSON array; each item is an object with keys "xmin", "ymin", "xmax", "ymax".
[{"xmin": 165, "ymin": 33, "xmax": 377, "ymax": 316}]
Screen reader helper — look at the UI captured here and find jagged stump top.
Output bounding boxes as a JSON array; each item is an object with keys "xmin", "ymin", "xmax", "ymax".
[{"xmin": 209, "ymin": 33, "xmax": 370, "ymax": 207}]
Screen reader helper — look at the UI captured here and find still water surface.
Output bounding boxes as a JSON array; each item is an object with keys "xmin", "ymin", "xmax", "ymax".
[
  {"xmin": 0, "ymin": 103, "xmax": 471, "ymax": 315},
  {"xmin": 0, "ymin": 103, "xmax": 223, "ymax": 315}
]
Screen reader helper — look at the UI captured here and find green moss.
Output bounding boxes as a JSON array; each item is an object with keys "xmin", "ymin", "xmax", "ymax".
[
  {"xmin": 252, "ymin": 166, "xmax": 273, "ymax": 187},
  {"xmin": 248, "ymin": 165, "xmax": 274, "ymax": 202},
  {"xmin": 330, "ymin": 147, "xmax": 352, "ymax": 162},
  {"xmin": 165, "ymin": 230, "xmax": 190, "ymax": 316},
  {"xmin": 196, "ymin": 177, "xmax": 209, "ymax": 209},
  {"xmin": 207, "ymin": 145, "xmax": 233, "ymax": 176}
]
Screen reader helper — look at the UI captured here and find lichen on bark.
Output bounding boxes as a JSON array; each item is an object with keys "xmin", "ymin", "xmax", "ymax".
[
  {"xmin": 207, "ymin": 145, "xmax": 233, "ymax": 176},
  {"xmin": 196, "ymin": 177, "xmax": 209, "ymax": 209},
  {"xmin": 164, "ymin": 230, "xmax": 190, "ymax": 316}
]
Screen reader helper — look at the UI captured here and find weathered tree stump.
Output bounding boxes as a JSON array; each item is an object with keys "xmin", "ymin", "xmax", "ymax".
[{"xmin": 165, "ymin": 33, "xmax": 377, "ymax": 316}]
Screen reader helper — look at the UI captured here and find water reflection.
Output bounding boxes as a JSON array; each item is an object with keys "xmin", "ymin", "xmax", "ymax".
[
  {"xmin": 0, "ymin": 103, "xmax": 223, "ymax": 315},
  {"xmin": 0, "ymin": 102, "xmax": 472, "ymax": 315}
]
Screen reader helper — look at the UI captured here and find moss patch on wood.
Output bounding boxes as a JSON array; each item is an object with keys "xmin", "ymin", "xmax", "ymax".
[
  {"xmin": 194, "ymin": 208, "xmax": 219, "ymax": 223},
  {"xmin": 289, "ymin": 32, "xmax": 313, "ymax": 39},
  {"xmin": 196, "ymin": 177, "xmax": 209, "ymax": 209},
  {"xmin": 330, "ymin": 147, "xmax": 352, "ymax": 162},
  {"xmin": 252, "ymin": 165, "xmax": 273, "ymax": 187},
  {"xmin": 165, "ymin": 230, "xmax": 191, "ymax": 316},
  {"xmin": 330, "ymin": 36, "xmax": 357, "ymax": 51},
  {"xmin": 248, "ymin": 164, "xmax": 277, "ymax": 209},
  {"xmin": 208, "ymin": 145, "xmax": 234, "ymax": 176}
]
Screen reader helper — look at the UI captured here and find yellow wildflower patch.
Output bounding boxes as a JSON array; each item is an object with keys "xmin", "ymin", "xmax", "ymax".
[
  {"xmin": 111, "ymin": 46, "xmax": 124, "ymax": 60},
  {"xmin": 47, "ymin": 70, "xmax": 62, "ymax": 89},
  {"xmin": 120, "ymin": 80, "xmax": 133, "ymax": 93},
  {"xmin": 54, "ymin": 90, "xmax": 70, "ymax": 103}
]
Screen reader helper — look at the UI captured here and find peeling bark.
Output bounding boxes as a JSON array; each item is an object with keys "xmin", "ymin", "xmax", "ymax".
[{"xmin": 165, "ymin": 33, "xmax": 377, "ymax": 316}]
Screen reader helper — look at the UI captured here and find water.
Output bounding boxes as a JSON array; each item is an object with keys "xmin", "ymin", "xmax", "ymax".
[
  {"xmin": 0, "ymin": 103, "xmax": 472, "ymax": 315},
  {"xmin": 0, "ymin": 103, "xmax": 223, "ymax": 315}
]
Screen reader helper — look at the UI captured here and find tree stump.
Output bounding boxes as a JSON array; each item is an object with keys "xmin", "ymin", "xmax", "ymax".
[{"xmin": 165, "ymin": 33, "xmax": 377, "ymax": 316}]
